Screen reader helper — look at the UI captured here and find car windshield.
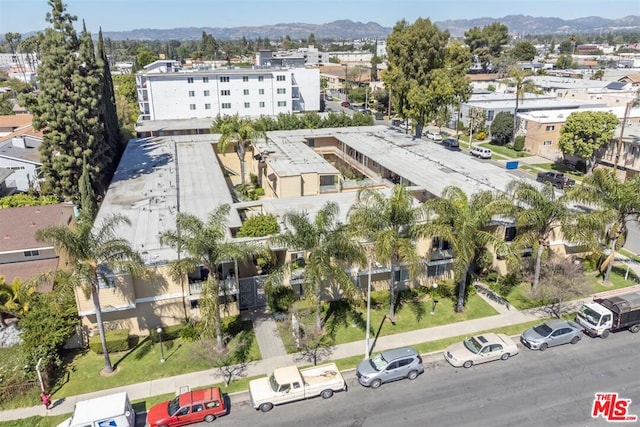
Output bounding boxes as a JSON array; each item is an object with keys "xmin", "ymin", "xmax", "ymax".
[
  {"xmin": 578, "ymin": 305, "xmax": 601, "ymax": 325},
  {"xmin": 269, "ymin": 374, "xmax": 280, "ymax": 392},
  {"xmin": 167, "ymin": 396, "xmax": 181, "ymax": 416},
  {"xmin": 369, "ymin": 353, "xmax": 388, "ymax": 371},
  {"xmin": 533, "ymin": 323, "xmax": 553, "ymax": 337},
  {"xmin": 463, "ymin": 337, "xmax": 482, "ymax": 354}
]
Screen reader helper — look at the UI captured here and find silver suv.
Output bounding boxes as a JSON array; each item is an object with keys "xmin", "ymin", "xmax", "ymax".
[{"xmin": 356, "ymin": 347, "xmax": 424, "ymax": 388}]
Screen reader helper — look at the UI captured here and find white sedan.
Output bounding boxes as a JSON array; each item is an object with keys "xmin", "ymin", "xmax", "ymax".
[{"xmin": 444, "ymin": 333, "xmax": 519, "ymax": 368}]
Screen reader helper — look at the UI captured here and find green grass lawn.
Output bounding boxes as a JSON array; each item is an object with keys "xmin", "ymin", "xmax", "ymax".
[
  {"xmin": 278, "ymin": 293, "xmax": 498, "ymax": 353},
  {"xmin": 478, "ymin": 142, "xmax": 532, "ymax": 159}
]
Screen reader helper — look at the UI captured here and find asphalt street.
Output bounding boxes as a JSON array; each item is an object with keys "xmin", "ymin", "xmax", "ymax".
[{"xmin": 192, "ymin": 331, "xmax": 640, "ymax": 427}]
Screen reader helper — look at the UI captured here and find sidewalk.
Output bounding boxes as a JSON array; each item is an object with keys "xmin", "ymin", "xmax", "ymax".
[{"xmin": 1, "ymin": 291, "xmax": 579, "ymax": 422}]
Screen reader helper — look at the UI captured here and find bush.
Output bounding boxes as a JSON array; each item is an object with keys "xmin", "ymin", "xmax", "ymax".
[
  {"xmin": 476, "ymin": 131, "xmax": 486, "ymax": 141},
  {"xmin": 265, "ymin": 283, "xmax": 297, "ymax": 313},
  {"xmin": 221, "ymin": 315, "xmax": 246, "ymax": 336},
  {"xmin": 514, "ymin": 135, "xmax": 525, "ymax": 152},
  {"xmin": 237, "ymin": 214, "xmax": 279, "ymax": 237},
  {"xmin": 254, "ymin": 187, "xmax": 265, "ymax": 197},
  {"xmin": 370, "ymin": 290, "xmax": 389, "ymax": 308},
  {"xmin": 89, "ymin": 329, "xmax": 130, "ymax": 354},
  {"xmin": 178, "ymin": 322, "xmax": 201, "ymax": 342}
]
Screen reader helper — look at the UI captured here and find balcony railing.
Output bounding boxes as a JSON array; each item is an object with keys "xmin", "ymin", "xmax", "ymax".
[
  {"xmin": 319, "ymin": 183, "xmax": 339, "ymax": 193},
  {"xmin": 189, "ymin": 279, "xmax": 238, "ymax": 296}
]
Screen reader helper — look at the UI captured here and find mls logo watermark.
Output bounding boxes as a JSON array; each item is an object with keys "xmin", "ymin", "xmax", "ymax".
[{"xmin": 592, "ymin": 393, "xmax": 638, "ymax": 422}]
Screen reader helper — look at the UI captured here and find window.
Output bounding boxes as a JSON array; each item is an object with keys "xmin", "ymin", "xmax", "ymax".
[
  {"xmin": 189, "ymin": 104, "xmax": 196, "ymax": 110},
  {"xmin": 220, "ymin": 76, "xmax": 229, "ymax": 83},
  {"xmin": 244, "ymin": 102, "xmax": 250, "ymax": 108},
  {"xmin": 187, "ymin": 77, "xmax": 194, "ymax": 83},
  {"xmin": 504, "ymin": 226, "xmax": 517, "ymax": 242},
  {"xmin": 292, "ymin": 381, "xmax": 301, "ymax": 389},
  {"xmin": 277, "ymin": 75, "xmax": 286, "ymax": 81},
  {"xmin": 192, "ymin": 404, "xmax": 203, "ymax": 412},
  {"xmin": 543, "ymin": 140, "xmax": 553, "ymax": 146},
  {"xmin": 176, "ymin": 407, "xmax": 190, "ymax": 416},
  {"xmin": 489, "ymin": 344, "xmax": 503, "ymax": 352},
  {"xmin": 277, "ymin": 88, "xmax": 286, "ymax": 94},
  {"xmin": 221, "ymin": 90, "xmax": 230, "ymax": 96},
  {"xmin": 243, "ymin": 89, "xmax": 249, "ymax": 95},
  {"xmin": 279, "ymin": 383, "xmax": 291, "ymax": 393},
  {"xmin": 204, "ymin": 401, "xmax": 220, "ymax": 409},
  {"xmin": 386, "ymin": 361, "xmax": 399, "ymax": 370},
  {"xmin": 545, "ymin": 125, "xmax": 555, "ymax": 131},
  {"xmin": 243, "ymin": 76, "xmax": 249, "ymax": 82},
  {"xmin": 24, "ymin": 250, "xmax": 40, "ymax": 257},
  {"xmin": 258, "ymin": 76, "xmax": 264, "ymax": 82},
  {"xmin": 398, "ymin": 358, "xmax": 412, "ymax": 367},
  {"xmin": 259, "ymin": 101, "xmax": 265, "ymax": 108},
  {"xmin": 487, "ymin": 110, "xmax": 494, "ymax": 121},
  {"xmin": 258, "ymin": 88, "xmax": 265, "ymax": 95},
  {"xmin": 203, "ymin": 90, "xmax": 210, "ymax": 96},
  {"xmin": 98, "ymin": 276, "xmax": 115, "ymax": 289},
  {"xmin": 221, "ymin": 103, "xmax": 231, "ymax": 109},
  {"xmin": 202, "ymin": 77, "xmax": 209, "ymax": 83},
  {"xmin": 205, "ymin": 103, "xmax": 211, "ymax": 110},
  {"xmin": 394, "ymin": 268, "xmax": 409, "ymax": 282},
  {"xmin": 277, "ymin": 101, "xmax": 287, "ymax": 107},
  {"xmin": 188, "ymin": 90, "xmax": 195, "ymax": 97}
]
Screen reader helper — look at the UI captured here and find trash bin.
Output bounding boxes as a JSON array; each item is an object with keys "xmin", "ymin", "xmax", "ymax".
[{"xmin": 505, "ymin": 161, "xmax": 519, "ymax": 170}]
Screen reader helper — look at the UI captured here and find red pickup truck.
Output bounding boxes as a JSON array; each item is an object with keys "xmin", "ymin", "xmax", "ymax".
[{"xmin": 147, "ymin": 387, "xmax": 227, "ymax": 426}]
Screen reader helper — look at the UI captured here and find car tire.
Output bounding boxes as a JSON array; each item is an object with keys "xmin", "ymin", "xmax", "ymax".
[
  {"xmin": 204, "ymin": 414, "xmax": 216, "ymax": 422},
  {"xmin": 463, "ymin": 360, "xmax": 473, "ymax": 368},
  {"xmin": 570, "ymin": 336, "xmax": 580, "ymax": 344},
  {"xmin": 321, "ymin": 389, "xmax": 334, "ymax": 399},
  {"xmin": 601, "ymin": 329, "xmax": 610, "ymax": 338},
  {"xmin": 407, "ymin": 370, "xmax": 419, "ymax": 380},
  {"xmin": 500, "ymin": 353, "xmax": 510, "ymax": 361},
  {"xmin": 260, "ymin": 402, "xmax": 274, "ymax": 412},
  {"xmin": 370, "ymin": 379, "xmax": 382, "ymax": 389},
  {"xmin": 629, "ymin": 324, "xmax": 640, "ymax": 333},
  {"xmin": 539, "ymin": 343, "xmax": 548, "ymax": 351}
]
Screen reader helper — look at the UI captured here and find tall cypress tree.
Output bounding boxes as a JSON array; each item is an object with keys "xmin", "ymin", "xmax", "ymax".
[{"xmin": 97, "ymin": 28, "xmax": 122, "ymax": 176}]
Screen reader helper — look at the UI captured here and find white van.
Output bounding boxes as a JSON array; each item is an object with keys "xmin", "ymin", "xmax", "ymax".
[
  {"xmin": 57, "ymin": 392, "xmax": 135, "ymax": 427},
  {"xmin": 471, "ymin": 147, "xmax": 492, "ymax": 159}
]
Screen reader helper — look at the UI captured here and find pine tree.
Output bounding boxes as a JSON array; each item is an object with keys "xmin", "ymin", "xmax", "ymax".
[{"xmin": 97, "ymin": 28, "xmax": 122, "ymax": 178}]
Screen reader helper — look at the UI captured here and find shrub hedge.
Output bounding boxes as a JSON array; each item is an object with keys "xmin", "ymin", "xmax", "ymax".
[{"xmin": 89, "ymin": 329, "xmax": 130, "ymax": 354}]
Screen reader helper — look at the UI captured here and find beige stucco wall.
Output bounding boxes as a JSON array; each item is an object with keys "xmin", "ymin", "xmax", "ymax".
[{"xmin": 523, "ymin": 119, "xmax": 564, "ymax": 161}]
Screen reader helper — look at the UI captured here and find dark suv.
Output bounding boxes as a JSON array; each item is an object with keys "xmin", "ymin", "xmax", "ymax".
[{"xmin": 356, "ymin": 347, "xmax": 424, "ymax": 388}]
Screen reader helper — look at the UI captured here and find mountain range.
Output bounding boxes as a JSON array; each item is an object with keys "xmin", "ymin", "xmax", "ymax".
[{"xmin": 100, "ymin": 15, "xmax": 640, "ymax": 41}]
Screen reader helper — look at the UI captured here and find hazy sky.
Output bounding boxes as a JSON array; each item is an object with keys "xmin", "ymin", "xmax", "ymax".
[{"xmin": 1, "ymin": 0, "xmax": 639, "ymax": 34}]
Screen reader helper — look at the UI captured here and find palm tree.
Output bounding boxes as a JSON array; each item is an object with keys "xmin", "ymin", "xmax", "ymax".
[
  {"xmin": 506, "ymin": 67, "xmax": 536, "ymax": 142},
  {"xmin": 565, "ymin": 169, "xmax": 640, "ymax": 283},
  {"xmin": 211, "ymin": 115, "xmax": 264, "ymax": 185},
  {"xmin": 507, "ymin": 180, "xmax": 585, "ymax": 292},
  {"xmin": 418, "ymin": 187, "xmax": 514, "ymax": 312},
  {"xmin": 0, "ymin": 277, "xmax": 37, "ymax": 327},
  {"xmin": 160, "ymin": 204, "xmax": 266, "ymax": 350},
  {"xmin": 347, "ymin": 185, "xmax": 424, "ymax": 322},
  {"xmin": 269, "ymin": 202, "xmax": 365, "ymax": 331},
  {"xmin": 36, "ymin": 213, "xmax": 148, "ymax": 374}
]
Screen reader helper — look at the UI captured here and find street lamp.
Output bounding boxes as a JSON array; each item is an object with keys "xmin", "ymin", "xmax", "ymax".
[
  {"xmin": 431, "ymin": 283, "xmax": 439, "ymax": 315},
  {"xmin": 157, "ymin": 327, "xmax": 165, "ymax": 363},
  {"xmin": 365, "ymin": 258, "xmax": 372, "ymax": 359}
]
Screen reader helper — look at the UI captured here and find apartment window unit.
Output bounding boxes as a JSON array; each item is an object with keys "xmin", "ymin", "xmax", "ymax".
[
  {"xmin": 243, "ymin": 76, "xmax": 249, "ymax": 82},
  {"xmin": 24, "ymin": 250, "xmax": 40, "ymax": 257},
  {"xmin": 189, "ymin": 104, "xmax": 196, "ymax": 110},
  {"xmin": 258, "ymin": 76, "xmax": 264, "ymax": 82},
  {"xmin": 187, "ymin": 77, "xmax": 194, "ymax": 83},
  {"xmin": 98, "ymin": 276, "xmax": 116, "ymax": 289},
  {"xmin": 244, "ymin": 89, "xmax": 250, "ymax": 95},
  {"xmin": 221, "ymin": 103, "xmax": 231, "ymax": 109},
  {"xmin": 276, "ymin": 75, "xmax": 286, "ymax": 81},
  {"xmin": 487, "ymin": 110, "xmax": 495, "ymax": 121},
  {"xmin": 277, "ymin": 101, "xmax": 287, "ymax": 107},
  {"xmin": 543, "ymin": 140, "xmax": 553, "ymax": 146},
  {"xmin": 244, "ymin": 102, "xmax": 250, "ymax": 108},
  {"xmin": 205, "ymin": 103, "xmax": 211, "ymax": 109},
  {"xmin": 258, "ymin": 88, "xmax": 265, "ymax": 95},
  {"xmin": 221, "ymin": 90, "xmax": 230, "ymax": 96},
  {"xmin": 202, "ymin": 77, "xmax": 209, "ymax": 83},
  {"xmin": 394, "ymin": 267, "xmax": 410, "ymax": 282},
  {"xmin": 188, "ymin": 90, "xmax": 195, "ymax": 97},
  {"xmin": 277, "ymin": 88, "xmax": 286, "ymax": 94},
  {"xmin": 259, "ymin": 101, "xmax": 265, "ymax": 108},
  {"xmin": 220, "ymin": 76, "xmax": 230, "ymax": 83},
  {"xmin": 545, "ymin": 125, "xmax": 555, "ymax": 131},
  {"xmin": 203, "ymin": 90, "xmax": 210, "ymax": 96}
]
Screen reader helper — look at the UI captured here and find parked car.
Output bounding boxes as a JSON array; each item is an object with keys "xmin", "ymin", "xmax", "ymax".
[
  {"xmin": 341, "ymin": 101, "xmax": 351, "ymax": 108},
  {"xmin": 470, "ymin": 147, "xmax": 492, "ymax": 159},
  {"xmin": 536, "ymin": 171, "xmax": 576, "ymax": 189},
  {"xmin": 147, "ymin": 387, "xmax": 227, "ymax": 426},
  {"xmin": 442, "ymin": 138, "xmax": 460, "ymax": 149},
  {"xmin": 520, "ymin": 319, "xmax": 583, "ymax": 351},
  {"xmin": 356, "ymin": 347, "xmax": 424, "ymax": 388},
  {"xmin": 426, "ymin": 131, "xmax": 442, "ymax": 141},
  {"xmin": 444, "ymin": 333, "xmax": 519, "ymax": 368}
]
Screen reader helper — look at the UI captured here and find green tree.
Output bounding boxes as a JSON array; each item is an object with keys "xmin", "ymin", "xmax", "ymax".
[
  {"xmin": 565, "ymin": 170, "xmax": 640, "ymax": 283},
  {"xmin": 136, "ymin": 47, "xmax": 157, "ymax": 68},
  {"xmin": 0, "ymin": 277, "xmax": 36, "ymax": 327},
  {"xmin": 160, "ymin": 205, "xmax": 266, "ymax": 349},
  {"xmin": 490, "ymin": 111, "xmax": 514, "ymax": 145},
  {"xmin": 348, "ymin": 185, "xmax": 424, "ymax": 321},
  {"xmin": 419, "ymin": 187, "xmax": 514, "ymax": 312},
  {"xmin": 509, "ymin": 41, "xmax": 537, "ymax": 61},
  {"xmin": 464, "ymin": 23, "xmax": 510, "ymax": 71},
  {"xmin": 270, "ymin": 202, "xmax": 366, "ymax": 330},
  {"xmin": 36, "ymin": 212, "xmax": 149, "ymax": 374},
  {"xmin": 237, "ymin": 214, "xmax": 280, "ymax": 237},
  {"xmin": 212, "ymin": 115, "xmax": 265, "ymax": 185},
  {"xmin": 468, "ymin": 107, "xmax": 486, "ymax": 148},
  {"xmin": 0, "ymin": 194, "xmax": 59, "ymax": 208},
  {"xmin": 558, "ymin": 111, "xmax": 618, "ymax": 170},
  {"xmin": 591, "ymin": 69, "xmax": 605, "ymax": 80},
  {"xmin": 556, "ymin": 54, "xmax": 574, "ymax": 69},
  {"xmin": 97, "ymin": 27, "xmax": 121, "ymax": 176}
]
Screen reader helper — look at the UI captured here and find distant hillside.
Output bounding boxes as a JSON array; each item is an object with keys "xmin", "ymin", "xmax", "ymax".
[{"xmin": 100, "ymin": 15, "xmax": 640, "ymax": 41}]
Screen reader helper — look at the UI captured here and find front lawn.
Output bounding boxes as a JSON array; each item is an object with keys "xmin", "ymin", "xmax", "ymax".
[{"xmin": 479, "ymin": 142, "xmax": 531, "ymax": 159}]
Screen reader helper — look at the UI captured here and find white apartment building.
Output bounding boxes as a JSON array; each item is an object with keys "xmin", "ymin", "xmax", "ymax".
[{"xmin": 136, "ymin": 60, "xmax": 320, "ymax": 121}]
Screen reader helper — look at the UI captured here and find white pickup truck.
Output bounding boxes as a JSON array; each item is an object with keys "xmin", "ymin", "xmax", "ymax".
[{"xmin": 249, "ymin": 363, "xmax": 347, "ymax": 412}]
